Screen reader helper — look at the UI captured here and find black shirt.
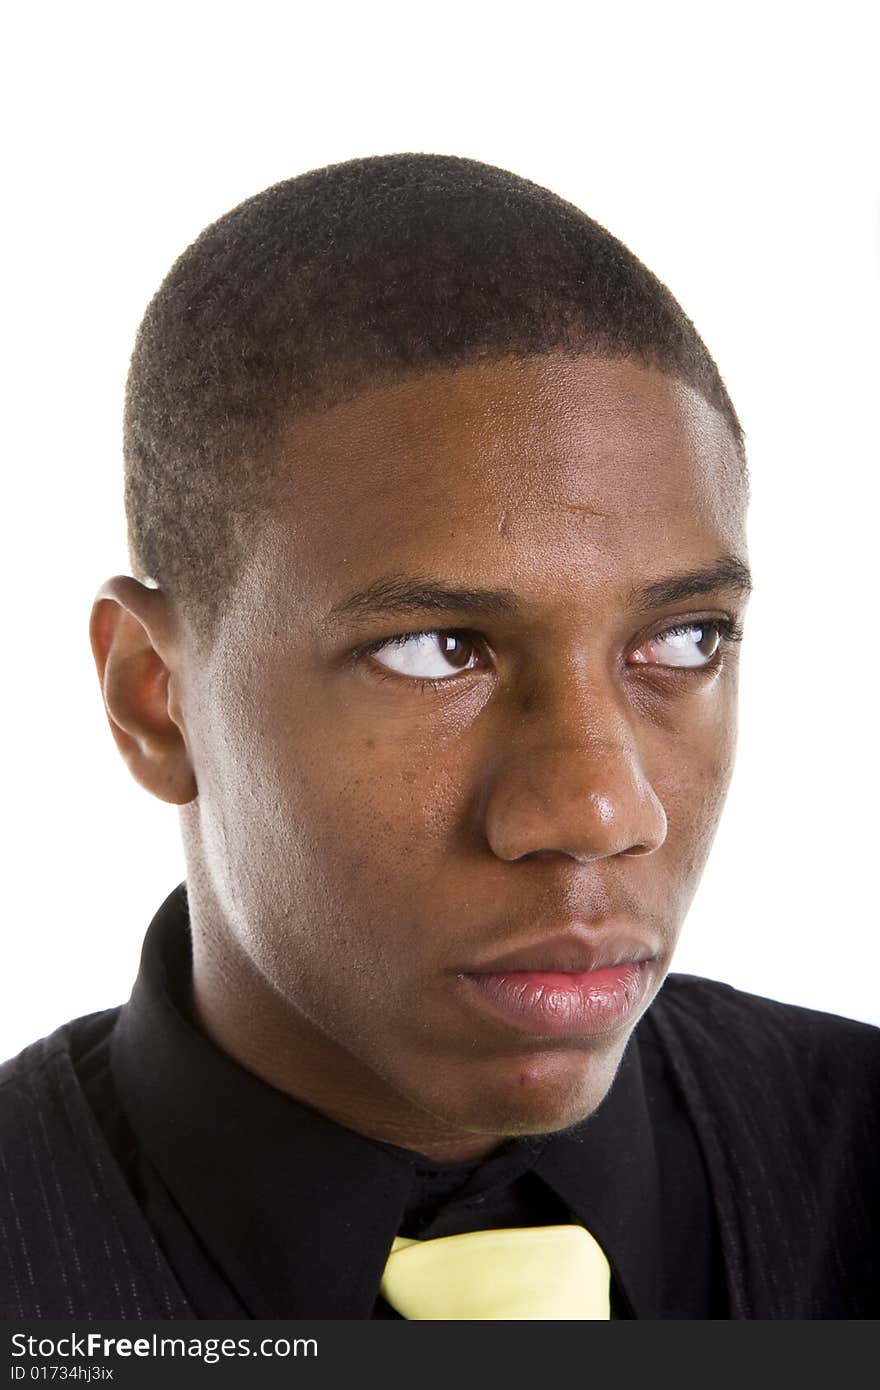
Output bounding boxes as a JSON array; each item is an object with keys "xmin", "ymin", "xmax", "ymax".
[{"xmin": 72, "ymin": 883, "xmax": 727, "ymax": 1318}]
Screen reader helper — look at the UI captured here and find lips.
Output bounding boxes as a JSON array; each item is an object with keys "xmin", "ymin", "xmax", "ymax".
[
  {"xmin": 464, "ymin": 929, "xmax": 657, "ymax": 977},
  {"xmin": 457, "ymin": 926, "xmax": 658, "ymax": 1039}
]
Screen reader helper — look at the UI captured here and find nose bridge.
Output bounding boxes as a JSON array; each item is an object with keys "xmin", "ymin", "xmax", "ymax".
[{"xmin": 480, "ymin": 666, "xmax": 668, "ymax": 863}]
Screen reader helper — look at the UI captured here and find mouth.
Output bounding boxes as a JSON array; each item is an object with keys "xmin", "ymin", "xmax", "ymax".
[{"xmin": 457, "ymin": 930, "xmax": 658, "ymax": 1040}]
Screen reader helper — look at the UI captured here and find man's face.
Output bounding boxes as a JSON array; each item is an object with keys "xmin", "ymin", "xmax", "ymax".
[{"xmin": 159, "ymin": 353, "xmax": 749, "ymax": 1154}]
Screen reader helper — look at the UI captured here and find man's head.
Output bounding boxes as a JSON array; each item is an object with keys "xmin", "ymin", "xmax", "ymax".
[{"xmin": 91, "ymin": 154, "xmax": 750, "ymax": 1159}]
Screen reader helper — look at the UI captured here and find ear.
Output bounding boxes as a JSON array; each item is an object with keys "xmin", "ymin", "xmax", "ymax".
[{"xmin": 89, "ymin": 577, "xmax": 198, "ymax": 806}]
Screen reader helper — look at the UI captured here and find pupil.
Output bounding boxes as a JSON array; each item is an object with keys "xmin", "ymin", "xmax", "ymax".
[
  {"xmin": 440, "ymin": 633, "xmax": 472, "ymax": 668},
  {"xmin": 697, "ymin": 625, "xmax": 720, "ymax": 657}
]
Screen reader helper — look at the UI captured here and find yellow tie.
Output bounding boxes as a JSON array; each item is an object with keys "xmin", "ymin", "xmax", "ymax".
[{"xmin": 380, "ymin": 1225, "xmax": 611, "ymax": 1320}]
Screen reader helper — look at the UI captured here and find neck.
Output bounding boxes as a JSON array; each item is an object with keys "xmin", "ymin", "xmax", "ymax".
[{"xmin": 185, "ymin": 909, "xmax": 510, "ymax": 1164}]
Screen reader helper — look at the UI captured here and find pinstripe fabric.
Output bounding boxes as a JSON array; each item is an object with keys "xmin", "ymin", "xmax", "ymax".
[
  {"xmin": 1, "ymin": 979, "xmax": 877, "ymax": 1319},
  {"xmin": 0, "ymin": 1017, "xmax": 192, "ymax": 1319},
  {"xmin": 650, "ymin": 976, "xmax": 879, "ymax": 1318}
]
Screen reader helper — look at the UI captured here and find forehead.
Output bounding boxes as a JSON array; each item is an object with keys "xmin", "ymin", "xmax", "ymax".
[{"xmin": 244, "ymin": 353, "xmax": 746, "ymax": 617}]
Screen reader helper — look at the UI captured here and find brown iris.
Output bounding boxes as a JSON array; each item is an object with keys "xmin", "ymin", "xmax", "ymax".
[{"xmin": 438, "ymin": 632, "xmax": 479, "ymax": 669}]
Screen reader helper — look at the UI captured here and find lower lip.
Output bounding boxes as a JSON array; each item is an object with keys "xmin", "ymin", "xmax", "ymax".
[{"xmin": 460, "ymin": 963, "xmax": 649, "ymax": 1039}]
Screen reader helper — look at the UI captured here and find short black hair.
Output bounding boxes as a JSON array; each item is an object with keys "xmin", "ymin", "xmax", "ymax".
[{"xmin": 123, "ymin": 152, "xmax": 745, "ymax": 648}]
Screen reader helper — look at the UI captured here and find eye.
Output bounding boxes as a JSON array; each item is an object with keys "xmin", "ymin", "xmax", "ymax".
[
  {"xmin": 630, "ymin": 619, "xmax": 735, "ymax": 669},
  {"xmin": 365, "ymin": 629, "xmax": 484, "ymax": 681}
]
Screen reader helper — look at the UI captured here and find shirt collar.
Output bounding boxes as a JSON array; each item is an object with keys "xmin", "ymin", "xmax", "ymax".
[
  {"xmin": 111, "ymin": 882, "xmax": 661, "ymax": 1317},
  {"xmin": 533, "ymin": 1032, "xmax": 663, "ymax": 1316}
]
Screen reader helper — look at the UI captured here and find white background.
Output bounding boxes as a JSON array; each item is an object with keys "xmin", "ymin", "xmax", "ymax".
[{"xmin": 2, "ymin": 1, "xmax": 878, "ymax": 1061}]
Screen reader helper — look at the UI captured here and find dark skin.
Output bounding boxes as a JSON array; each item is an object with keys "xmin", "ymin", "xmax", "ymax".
[{"xmin": 90, "ymin": 353, "xmax": 750, "ymax": 1162}]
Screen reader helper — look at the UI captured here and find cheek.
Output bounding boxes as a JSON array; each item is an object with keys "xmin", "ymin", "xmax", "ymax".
[
  {"xmin": 192, "ymin": 700, "xmax": 458, "ymax": 985},
  {"xmin": 658, "ymin": 734, "xmax": 737, "ymax": 907}
]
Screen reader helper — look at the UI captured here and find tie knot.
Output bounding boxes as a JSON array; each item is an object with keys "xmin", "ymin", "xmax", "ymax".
[{"xmin": 380, "ymin": 1224, "xmax": 611, "ymax": 1320}]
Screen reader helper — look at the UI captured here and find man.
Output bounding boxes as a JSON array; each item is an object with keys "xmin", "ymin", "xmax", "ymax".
[{"xmin": 1, "ymin": 153, "xmax": 876, "ymax": 1320}]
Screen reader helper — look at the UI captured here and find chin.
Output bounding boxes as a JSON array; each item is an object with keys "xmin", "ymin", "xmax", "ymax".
[{"xmin": 440, "ymin": 1044, "xmax": 625, "ymax": 1138}]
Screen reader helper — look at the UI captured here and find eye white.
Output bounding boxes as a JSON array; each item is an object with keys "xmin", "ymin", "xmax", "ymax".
[
  {"xmin": 635, "ymin": 624, "xmax": 721, "ymax": 668},
  {"xmin": 371, "ymin": 632, "xmax": 478, "ymax": 679}
]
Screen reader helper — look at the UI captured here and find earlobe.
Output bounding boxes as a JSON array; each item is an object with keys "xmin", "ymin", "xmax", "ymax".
[{"xmin": 89, "ymin": 579, "xmax": 198, "ymax": 807}]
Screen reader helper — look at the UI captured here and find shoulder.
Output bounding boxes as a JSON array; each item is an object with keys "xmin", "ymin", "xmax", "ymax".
[
  {"xmin": 0, "ymin": 1007, "xmax": 120, "ymax": 1111},
  {"xmin": 647, "ymin": 976, "xmax": 879, "ymax": 1318},
  {"xmin": 0, "ymin": 1012, "xmax": 119, "ymax": 1311},
  {"xmin": 656, "ymin": 971, "xmax": 877, "ymax": 1035},
  {"xmin": 0, "ymin": 1008, "xmax": 190, "ymax": 1318},
  {"xmin": 0, "ymin": 1009, "xmax": 124, "ymax": 1216},
  {"xmin": 654, "ymin": 972, "xmax": 879, "ymax": 1054},
  {"xmin": 648, "ymin": 972, "xmax": 879, "ymax": 1118}
]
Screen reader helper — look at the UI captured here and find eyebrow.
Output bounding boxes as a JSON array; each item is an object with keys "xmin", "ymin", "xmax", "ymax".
[
  {"xmin": 328, "ymin": 575, "xmax": 520, "ymax": 624},
  {"xmin": 629, "ymin": 555, "xmax": 753, "ymax": 610},
  {"xmin": 326, "ymin": 554, "xmax": 752, "ymax": 626}
]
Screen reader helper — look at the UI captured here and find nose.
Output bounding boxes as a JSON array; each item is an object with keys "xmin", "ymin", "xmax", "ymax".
[{"xmin": 480, "ymin": 678, "xmax": 668, "ymax": 863}]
